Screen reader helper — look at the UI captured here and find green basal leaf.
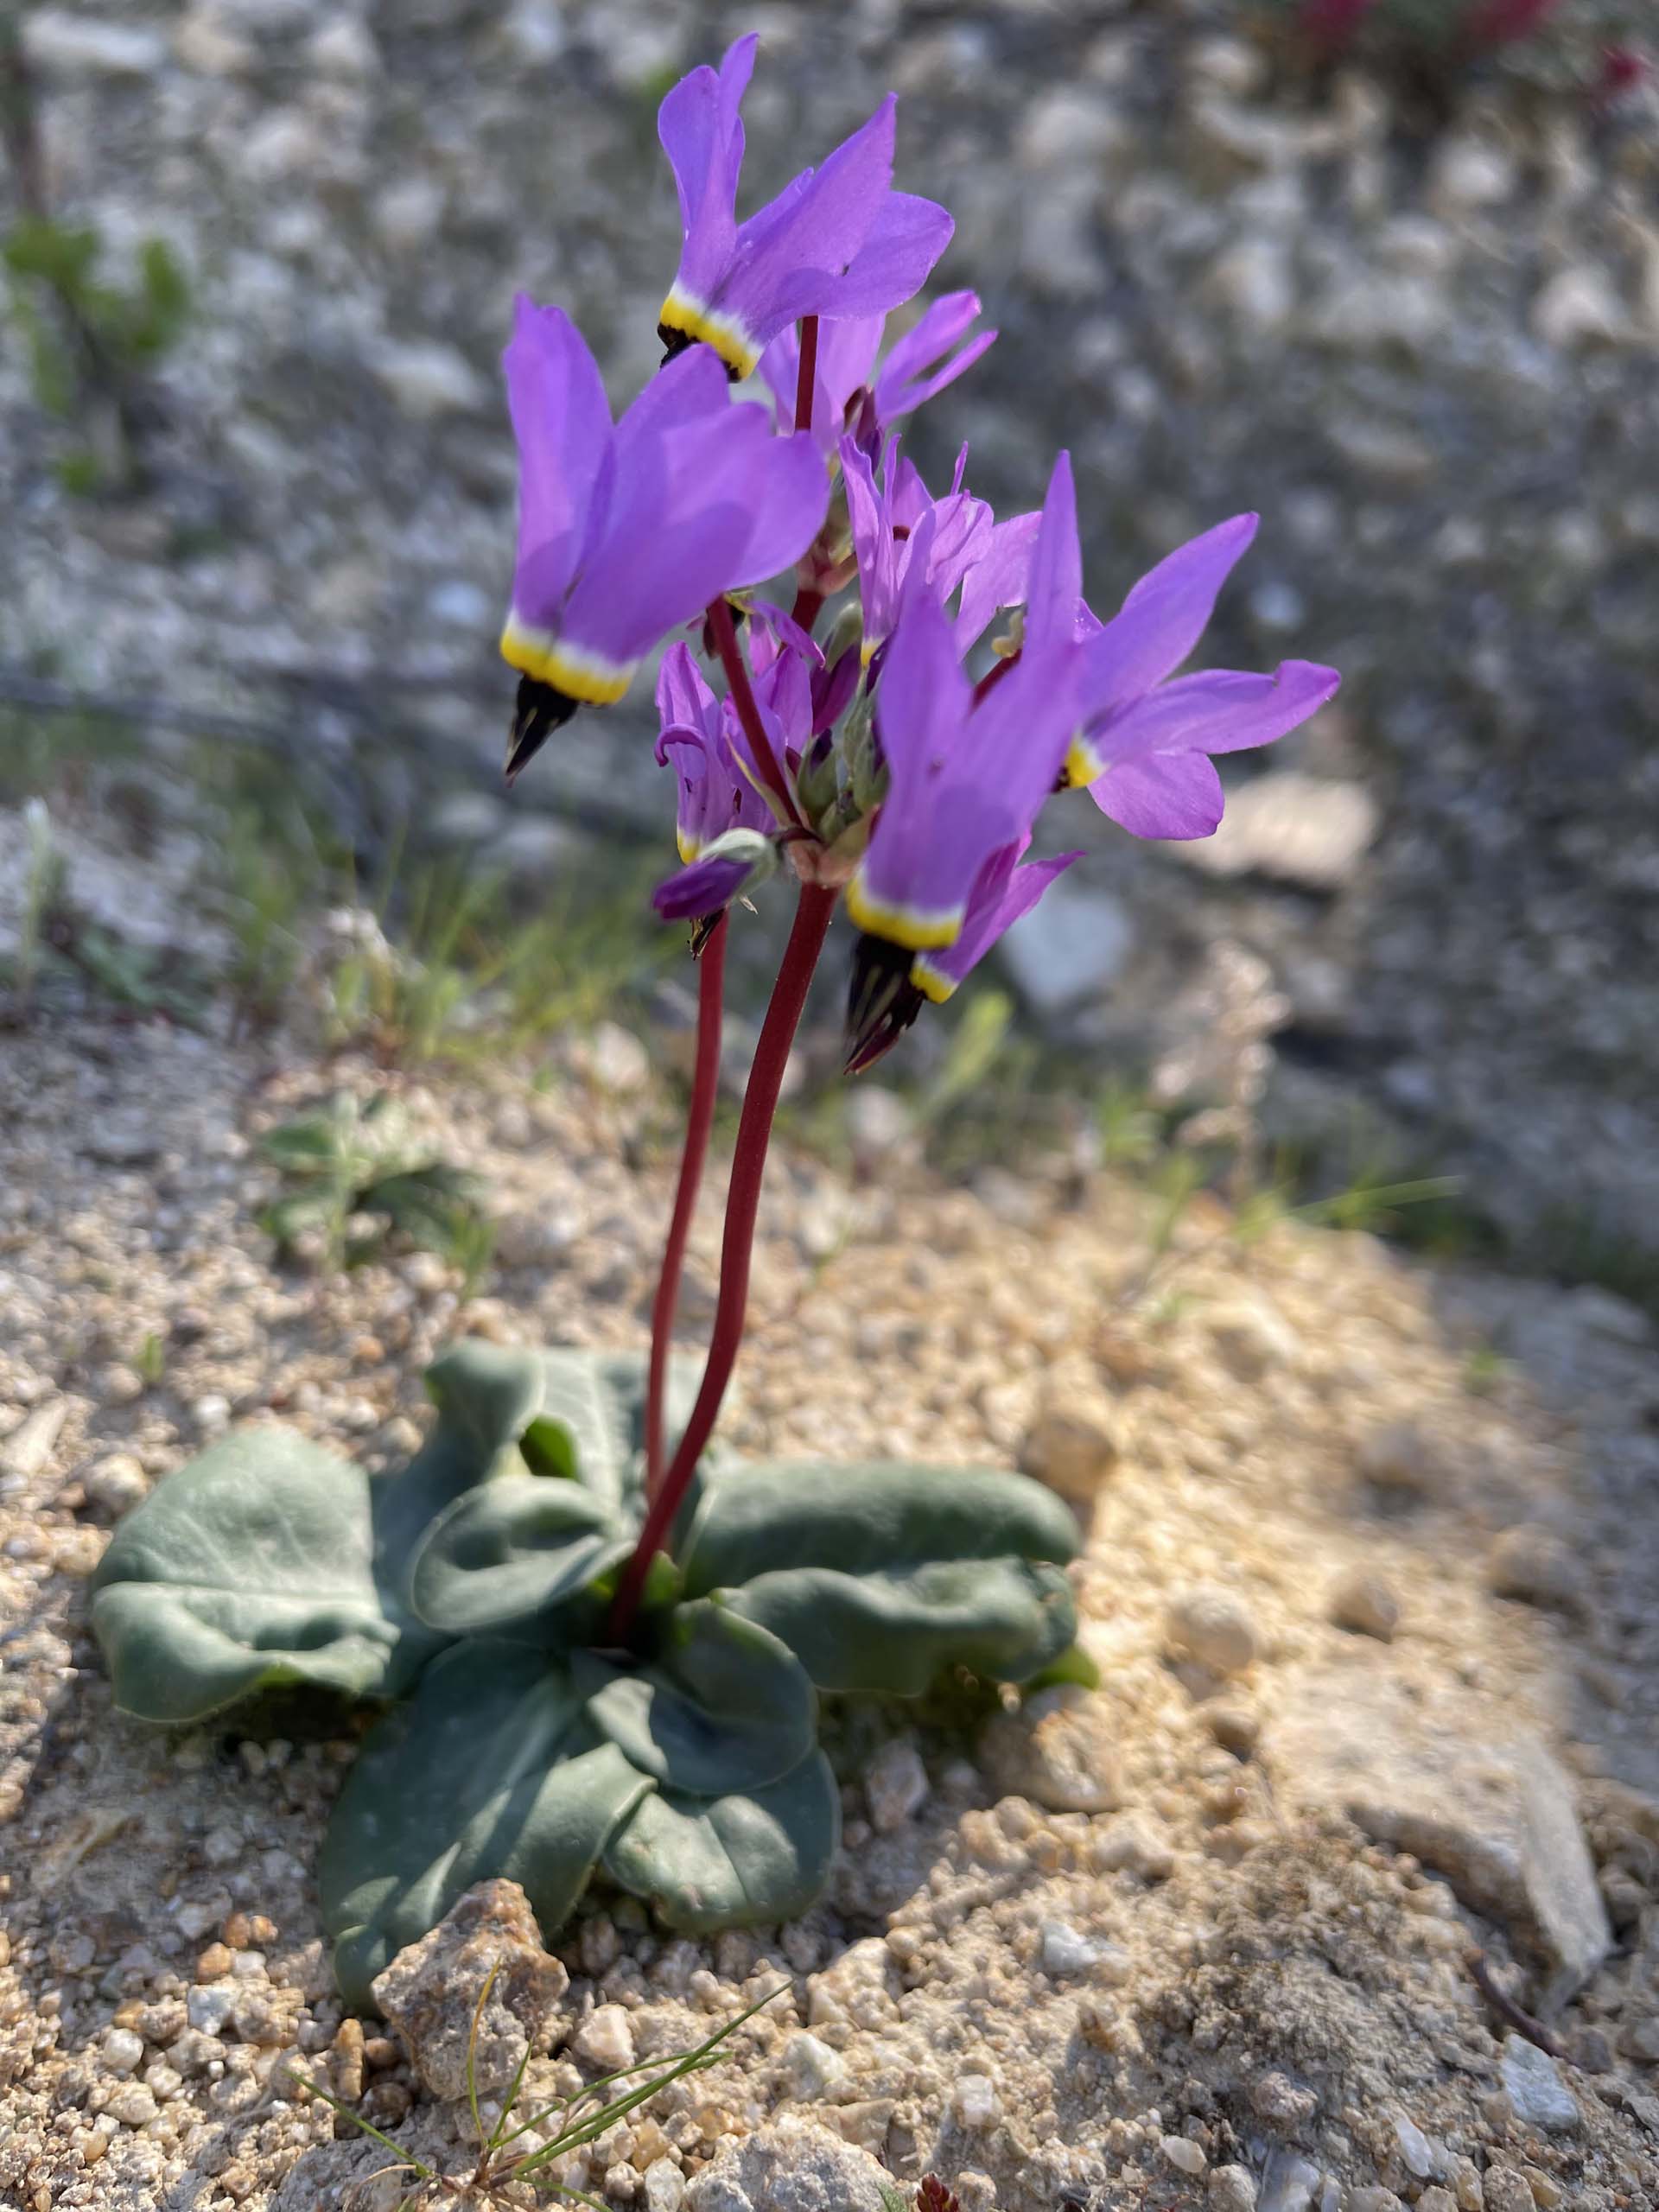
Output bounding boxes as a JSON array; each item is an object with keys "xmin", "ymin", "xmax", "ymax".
[
  {"xmin": 680, "ymin": 1461, "xmax": 1081, "ymax": 1693},
  {"xmin": 575, "ymin": 1600, "xmax": 816, "ymax": 1796},
  {"xmin": 91, "ymin": 1429, "xmax": 403, "ymax": 1725},
  {"xmin": 320, "ymin": 1640, "xmax": 651, "ymax": 2009},
  {"xmin": 410, "ymin": 1476, "xmax": 629, "ymax": 1638},
  {"xmin": 1025, "ymin": 1641, "xmax": 1103, "ymax": 1692},
  {"xmin": 601, "ymin": 1747, "xmax": 840, "ymax": 1933}
]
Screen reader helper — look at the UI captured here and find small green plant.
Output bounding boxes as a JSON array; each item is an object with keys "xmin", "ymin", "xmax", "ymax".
[
  {"xmin": 10, "ymin": 795, "xmax": 64, "ymax": 1009},
  {"xmin": 258, "ymin": 1092, "xmax": 493, "ymax": 1283},
  {"xmin": 132, "ymin": 1332, "xmax": 167, "ymax": 1389},
  {"xmin": 92, "ymin": 1342, "xmax": 1082, "ymax": 2005},
  {"xmin": 3, "ymin": 214, "xmax": 190, "ymax": 492},
  {"xmin": 294, "ymin": 1964, "xmax": 786, "ymax": 2208}
]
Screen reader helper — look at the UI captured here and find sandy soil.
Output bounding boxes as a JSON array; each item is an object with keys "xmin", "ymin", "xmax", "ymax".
[{"xmin": 3, "ymin": 993, "xmax": 1659, "ymax": 2212}]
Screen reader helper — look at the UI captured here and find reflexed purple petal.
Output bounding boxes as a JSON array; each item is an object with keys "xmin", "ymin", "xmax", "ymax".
[
  {"xmin": 503, "ymin": 296, "xmax": 615, "ymax": 624},
  {"xmin": 614, "ymin": 340, "xmax": 732, "ymax": 457},
  {"xmin": 654, "ymin": 850, "xmax": 754, "ymax": 920},
  {"xmin": 659, "ymin": 35, "xmax": 754, "ymax": 303},
  {"xmin": 804, "ymin": 190, "xmax": 955, "ymax": 321},
  {"xmin": 748, "ymin": 600, "xmax": 825, "ymax": 673},
  {"xmin": 559, "ymin": 416, "xmax": 752, "ymax": 664},
  {"xmin": 1088, "ymin": 752, "xmax": 1225, "ymax": 841},
  {"xmin": 812, "ymin": 644, "xmax": 861, "ymax": 733},
  {"xmin": 655, "ymin": 640, "xmax": 720, "ymax": 753},
  {"xmin": 1091, "ymin": 659, "xmax": 1341, "ymax": 764},
  {"xmin": 1021, "ymin": 451, "xmax": 1083, "ymax": 655},
  {"xmin": 721, "ymin": 97, "xmax": 898, "ymax": 344},
  {"xmin": 1078, "ymin": 515, "xmax": 1258, "ymax": 715},
  {"xmin": 726, "ymin": 429, "xmax": 832, "ymax": 588},
  {"xmin": 874, "ymin": 289, "xmax": 983, "ymax": 412},
  {"xmin": 923, "ymin": 844, "xmax": 1084, "ymax": 991},
  {"xmin": 953, "ymin": 510, "xmax": 1039, "ymax": 656}
]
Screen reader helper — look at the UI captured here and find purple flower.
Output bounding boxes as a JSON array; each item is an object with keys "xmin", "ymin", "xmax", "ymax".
[
  {"xmin": 841, "ymin": 435, "xmax": 993, "ymax": 661},
  {"xmin": 1065, "ymin": 518, "xmax": 1341, "ymax": 838},
  {"xmin": 759, "ymin": 289, "xmax": 995, "ymax": 454},
  {"xmin": 845, "ymin": 452, "xmax": 1083, "ymax": 952},
  {"xmin": 654, "ymin": 643, "xmax": 774, "ymax": 861},
  {"xmin": 656, "ymin": 35, "xmax": 953, "ymax": 379},
  {"xmin": 499, "ymin": 296, "xmax": 827, "ymax": 776},
  {"xmin": 846, "ymin": 836, "xmax": 1081, "ymax": 1073}
]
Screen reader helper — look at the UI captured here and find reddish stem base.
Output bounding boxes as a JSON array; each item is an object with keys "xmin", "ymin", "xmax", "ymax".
[
  {"xmin": 607, "ymin": 884, "xmax": 836, "ymax": 1643},
  {"xmin": 643, "ymin": 911, "xmax": 728, "ymax": 1497}
]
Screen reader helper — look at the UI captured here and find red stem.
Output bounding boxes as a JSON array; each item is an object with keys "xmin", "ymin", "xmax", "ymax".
[
  {"xmin": 794, "ymin": 314, "xmax": 819, "ymax": 437},
  {"xmin": 607, "ymin": 883, "xmax": 836, "ymax": 1643},
  {"xmin": 643, "ymin": 911, "xmax": 728, "ymax": 1497},
  {"xmin": 789, "ymin": 584, "xmax": 825, "ymax": 634},
  {"xmin": 707, "ymin": 595, "xmax": 800, "ymax": 827},
  {"xmin": 973, "ymin": 646, "xmax": 1021, "ymax": 705}
]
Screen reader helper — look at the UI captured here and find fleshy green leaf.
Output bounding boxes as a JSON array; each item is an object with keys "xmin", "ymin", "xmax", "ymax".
[
  {"xmin": 90, "ymin": 1429, "xmax": 402, "ymax": 1725},
  {"xmin": 601, "ymin": 1748, "xmax": 840, "ymax": 1932},
  {"xmin": 319, "ymin": 1640, "xmax": 652, "ymax": 2008},
  {"xmin": 680, "ymin": 1461, "xmax": 1080, "ymax": 1692},
  {"xmin": 410, "ymin": 1476, "xmax": 628, "ymax": 1637},
  {"xmin": 575, "ymin": 1600, "xmax": 816, "ymax": 1796}
]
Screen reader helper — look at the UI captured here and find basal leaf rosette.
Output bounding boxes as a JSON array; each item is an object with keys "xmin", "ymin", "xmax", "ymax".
[{"xmin": 92, "ymin": 1344, "xmax": 1084, "ymax": 2003}]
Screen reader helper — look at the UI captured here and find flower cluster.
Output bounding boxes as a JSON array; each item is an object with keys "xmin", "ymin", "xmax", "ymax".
[{"xmin": 499, "ymin": 35, "xmax": 1340, "ymax": 1071}]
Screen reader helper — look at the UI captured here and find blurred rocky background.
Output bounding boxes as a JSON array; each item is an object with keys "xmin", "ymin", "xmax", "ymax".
[{"xmin": 3, "ymin": 0, "xmax": 1657, "ymax": 1298}]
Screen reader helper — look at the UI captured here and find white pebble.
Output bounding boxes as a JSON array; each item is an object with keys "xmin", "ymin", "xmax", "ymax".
[
  {"xmin": 1161, "ymin": 2134, "xmax": 1206, "ymax": 2176},
  {"xmin": 1039, "ymin": 1920, "xmax": 1106, "ymax": 1977},
  {"xmin": 953, "ymin": 2074, "xmax": 998, "ymax": 2129},
  {"xmin": 572, "ymin": 2004, "xmax": 635, "ymax": 2074},
  {"xmin": 783, "ymin": 2031, "xmax": 847, "ymax": 2101},
  {"xmin": 1166, "ymin": 1586, "xmax": 1260, "ymax": 1677},
  {"xmin": 186, "ymin": 1986, "xmax": 237, "ymax": 2036},
  {"xmin": 101, "ymin": 2028, "xmax": 144, "ymax": 2074},
  {"xmin": 864, "ymin": 1738, "xmax": 929, "ymax": 1833},
  {"xmin": 643, "ymin": 2159, "xmax": 684, "ymax": 2212}
]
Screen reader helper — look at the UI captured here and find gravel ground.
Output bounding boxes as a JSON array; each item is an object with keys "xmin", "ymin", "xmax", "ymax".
[
  {"xmin": 5, "ymin": 0, "xmax": 1659, "ymax": 1272},
  {"xmin": 4, "ymin": 966, "xmax": 1659, "ymax": 2209}
]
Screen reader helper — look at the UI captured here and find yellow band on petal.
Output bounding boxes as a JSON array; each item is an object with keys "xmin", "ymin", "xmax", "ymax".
[
  {"xmin": 658, "ymin": 286, "xmax": 762, "ymax": 379},
  {"xmin": 500, "ymin": 617, "xmax": 635, "ymax": 705},
  {"xmin": 908, "ymin": 954, "xmax": 958, "ymax": 1005},
  {"xmin": 1064, "ymin": 734, "xmax": 1104, "ymax": 790},
  {"xmin": 845, "ymin": 869, "xmax": 963, "ymax": 951}
]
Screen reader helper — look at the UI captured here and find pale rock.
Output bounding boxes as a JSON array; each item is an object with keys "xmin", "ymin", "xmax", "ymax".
[
  {"xmin": 1166, "ymin": 1585, "xmax": 1260, "ymax": 1677},
  {"xmin": 845, "ymin": 1086, "xmax": 916, "ymax": 1174},
  {"xmin": 1019, "ymin": 1395, "xmax": 1118, "ymax": 1505},
  {"xmin": 1486, "ymin": 1524, "xmax": 1587, "ymax": 1615},
  {"xmin": 1203, "ymin": 1296, "xmax": 1300, "ymax": 1380},
  {"xmin": 862, "ymin": 1738, "xmax": 928, "ymax": 1834},
  {"xmin": 979, "ymin": 1686, "xmax": 1122, "ymax": 1815},
  {"xmin": 645, "ymin": 2164, "xmax": 685, "ymax": 2212},
  {"xmin": 572, "ymin": 2003, "xmax": 636, "ymax": 2075},
  {"xmin": 1016, "ymin": 88, "xmax": 1126, "ymax": 171},
  {"xmin": 1429, "ymin": 137, "xmax": 1517, "ymax": 212},
  {"xmin": 1090, "ymin": 1814, "xmax": 1175, "ymax": 1881},
  {"xmin": 1209, "ymin": 2167, "xmax": 1259, "ymax": 2210},
  {"xmin": 174, "ymin": 7, "xmax": 257, "ymax": 74},
  {"xmin": 1180, "ymin": 775, "xmax": 1376, "ymax": 892},
  {"xmin": 579, "ymin": 1021, "xmax": 652, "ymax": 1096},
  {"xmin": 22, "ymin": 12, "xmax": 166, "ymax": 76},
  {"xmin": 372, "ymin": 1878, "xmax": 569, "ymax": 2101},
  {"xmin": 1305, "ymin": 270, "xmax": 1444, "ymax": 356},
  {"xmin": 684, "ymin": 2116, "xmax": 893, "ymax": 2212},
  {"xmin": 1257, "ymin": 2149, "xmax": 1321, "ymax": 2212},
  {"xmin": 1039, "ymin": 1919, "xmax": 1109, "ymax": 1977},
  {"xmin": 369, "ymin": 340, "xmax": 488, "ymax": 420},
  {"xmin": 102, "ymin": 2027, "xmax": 145, "ymax": 2074},
  {"xmin": 1184, "ymin": 35, "xmax": 1264, "ymax": 97},
  {"xmin": 1391, "ymin": 2109, "xmax": 1435, "ymax": 2178},
  {"xmin": 372, "ymin": 177, "xmax": 447, "ymax": 253},
  {"xmin": 305, "ymin": 18, "xmax": 378, "ymax": 77},
  {"xmin": 105, "ymin": 2084, "xmax": 161, "ymax": 2126},
  {"xmin": 499, "ymin": 0, "xmax": 567, "ymax": 67},
  {"xmin": 1325, "ymin": 416, "xmax": 1436, "ymax": 490},
  {"xmin": 1250, "ymin": 581, "xmax": 1306, "ymax": 634},
  {"xmin": 783, "ymin": 2031, "xmax": 848, "ymax": 2102},
  {"xmin": 1533, "ymin": 266, "xmax": 1630, "ymax": 351},
  {"xmin": 1206, "ymin": 237, "xmax": 1295, "ymax": 335},
  {"xmin": 1, "ymin": 1399, "xmax": 67, "ymax": 1479},
  {"xmin": 999, "ymin": 878, "xmax": 1134, "ymax": 1012},
  {"xmin": 1499, "ymin": 2036, "xmax": 1580, "ymax": 2132},
  {"xmin": 1163, "ymin": 2135, "xmax": 1208, "ymax": 2177},
  {"xmin": 85, "ymin": 1453, "xmax": 149, "ymax": 1519},
  {"xmin": 1267, "ymin": 1665, "xmax": 1611, "ymax": 2002},
  {"xmin": 1357, "ymin": 1418, "xmax": 1449, "ymax": 1499},
  {"xmin": 1328, "ymin": 1567, "xmax": 1400, "ymax": 1643},
  {"xmin": 186, "ymin": 1986, "xmax": 238, "ymax": 2035},
  {"xmin": 954, "ymin": 2073, "xmax": 998, "ymax": 2128},
  {"xmin": 807, "ymin": 1940, "xmax": 896, "ymax": 2031}
]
